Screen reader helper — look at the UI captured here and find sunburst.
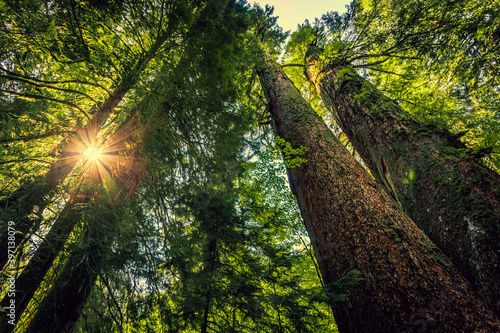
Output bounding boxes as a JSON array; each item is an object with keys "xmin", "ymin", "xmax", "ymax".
[
  {"xmin": 79, "ymin": 139, "xmax": 115, "ymax": 185},
  {"xmin": 83, "ymin": 145, "xmax": 103, "ymax": 162},
  {"xmin": 75, "ymin": 115, "xmax": 145, "ymax": 195}
]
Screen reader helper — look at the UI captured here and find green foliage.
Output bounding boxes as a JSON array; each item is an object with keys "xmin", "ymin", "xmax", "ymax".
[
  {"xmin": 282, "ymin": 0, "xmax": 500, "ymax": 171},
  {"xmin": 247, "ymin": 3, "xmax": 289, "ymax": 57},
  {"xmin": 274, "ymin": 136, "xmax": 309, "ymax": 168},
  {"xmin": 78, "ymin": 136, "xmax": 338, "ymax": 332},
  {"xmin": 7, "ymin": 0, "xmax": 500, "ymax": 331},
  {"xmin": 402, "ymin": 169, "xmax": 415, "ymax": 185},
  {"xmin": 349, "ymin": 0, "xmax": 500, "ymax": 169},
  {"xmin": 0, "ymin": 3, "xmax": 338, "ymax": 331},
  {"xmin": 284, "ymin": 24, "xmax": 317, "ymax": 63}
]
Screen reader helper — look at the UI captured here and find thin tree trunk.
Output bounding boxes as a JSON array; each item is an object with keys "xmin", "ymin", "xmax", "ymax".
[
  {"xmin": 259, "ymin": 52, "xmax": 500, "ymax": 332},
  {"xmin": 305, "ymin": 47, "xmax": 500, "ymax": 315},
  {"xmin": 200, "ymin": 237, "xmax": 217, "ymax": 333}
]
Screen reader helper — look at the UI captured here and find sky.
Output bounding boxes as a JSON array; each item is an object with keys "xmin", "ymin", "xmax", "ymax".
[{"xmin": 252, "ymin": 0, "xmax": 352, "ymax": 33}]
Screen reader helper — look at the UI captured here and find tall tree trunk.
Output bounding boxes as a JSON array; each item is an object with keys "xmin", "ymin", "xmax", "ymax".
[
  {"xmin": 0, "ymin": 191, "xmax": 89, "ymax": 333},
  {"xmin": 258, "ymin": 52, "xmax": 500, "ymax": 332},
  {"xmin": 24, "ymin": 149, "xmax": 144, "ymax": 333},
  {"xmin": 0, "ymin": 31, "xmax": 170, "ymax": 272},
  {"xmin": 24, "ymin": 230, "xmax": 105, "ymax": 333},
  {"xmin": 200, "ymin": 237, "xmax": 217, "ymax": 333},
  {"xmin": 305, "ymin": 47, "xmax": 500, "ymax": 315}
]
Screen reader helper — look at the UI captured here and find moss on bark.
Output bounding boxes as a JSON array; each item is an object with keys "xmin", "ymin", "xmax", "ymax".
[
  {"xmin": 259, "ymin": 52, "xmax": 500, "ymax": 332},
  {"xmin": 305, "ymin": 46, "xmax": 500, "ymax": 316}
]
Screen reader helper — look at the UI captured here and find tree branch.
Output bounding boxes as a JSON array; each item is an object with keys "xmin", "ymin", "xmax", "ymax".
[
  {"xmin": 0, "ymin": 75, "xmax": 98, "ymax": 104},
  {"xmin": 353, "ymin": 65, "xmax": 411, "ymax": 79},
  {"xmin": 0, "ymin": 65, "xmax": 111, "ymax": 95},
  {"xmin": 0, "ymin": 130, "xmax": 76, "ymax": 143},
  {"xmin": 0, "ymin": 89, "xmax": 90, "ymax": 120},
  {"xmin": 0, "ymin": 158, "xmax": 52, "ymax": 166}
]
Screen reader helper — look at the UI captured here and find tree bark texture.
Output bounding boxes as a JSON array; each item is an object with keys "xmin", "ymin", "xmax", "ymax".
[
  {"xmin": 25, "ymin": 241, "xmax": 103, "ymax": 333},
  {"xmin": 305, "ymin": 48, "xmax": 500, "ymax": 316},
  {"xmin": 258, "ymin": 52, "xmax": 500, "ymax": 332}
]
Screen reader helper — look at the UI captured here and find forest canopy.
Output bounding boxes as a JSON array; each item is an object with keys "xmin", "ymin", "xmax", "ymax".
[{"xmin": 0, "ymin": 0, "xmax": 499, "ymax": 332}]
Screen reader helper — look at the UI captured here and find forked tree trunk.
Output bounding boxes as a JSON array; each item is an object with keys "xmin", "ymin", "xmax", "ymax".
[
  {"xmin": 258, "ymin": 52, "xmax": 500, "ymax": 332},
  {"xmin": 305, "ymin": 47, "xmax": 500, "ymax": 315}
]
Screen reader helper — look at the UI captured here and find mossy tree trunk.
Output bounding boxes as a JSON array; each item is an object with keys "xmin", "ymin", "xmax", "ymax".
[
  {"xmin": 305, "ymin": 47, "xmax": 500, "ymax": 316},
  {"xmin": 258, "ymin": 52, "xmax": 500, "ymax": 332}
]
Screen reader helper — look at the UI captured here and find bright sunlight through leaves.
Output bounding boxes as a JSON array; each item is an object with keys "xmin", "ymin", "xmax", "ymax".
[{"xmin": 83, "ymin": 145, "xmax": 103, "ymax": 162}]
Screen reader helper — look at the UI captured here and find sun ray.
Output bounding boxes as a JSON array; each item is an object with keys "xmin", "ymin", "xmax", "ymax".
[{"xmin": 72, "ymin": 112, "xmax": 145, "ymax": 193}]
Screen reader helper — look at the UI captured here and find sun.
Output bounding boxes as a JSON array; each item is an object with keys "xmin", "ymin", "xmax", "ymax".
[
  {"xmin": 83, "ymin": 145, "xmax": 103, "ymax": 162},
  {"xmin": 74, "ymin": 117, "xmax": 139, "ymax": 186}
]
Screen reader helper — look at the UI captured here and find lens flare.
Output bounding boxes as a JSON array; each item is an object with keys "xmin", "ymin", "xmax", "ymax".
[{"xmin": 83, "ymin": 146, "xmax": 102, "ymax": 162}]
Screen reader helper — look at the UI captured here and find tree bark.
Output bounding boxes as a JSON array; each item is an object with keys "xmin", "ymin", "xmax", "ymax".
[
  {"xmin": 258, "ymin": 52, "xmax": 500, "ymax": 332},
  {"xmin": 24, "ymin": 233, "xmax": 105, "ymax": 333},
  {"xmin": 305, "ymin": 47, "xmax": 500, "ymax": 315}
]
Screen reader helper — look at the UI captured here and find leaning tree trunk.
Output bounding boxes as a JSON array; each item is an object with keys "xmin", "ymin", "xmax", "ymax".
[
  {"xmin": 0, "ymin": 191, "xmax": 89, "ymax": 333},
  {"xmin": 24, "ymin": 148, "xmax": 144, "ymax": 333},
  {"xmin": 305, "ymin": 46, "xmax": 500, "ymax": 316},
  {"xmin": 258, "ymin": 52, "xmax": 500, "ymax": 332},
  {"xmin": 0, "ymin": 108, "xmax": 142, "ymax": 333},
  {"xmin": 24, "ymin": 228, "xmax": 106, "ymax": 333},
  {"xmin": 0, "ymin": 31, "xmax": 170, "ymax": 272}
]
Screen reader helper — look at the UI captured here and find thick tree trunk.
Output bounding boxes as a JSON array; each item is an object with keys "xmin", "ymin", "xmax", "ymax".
[
  {"xmin": 24, "ymin": 234, "xmax": 104, "ymax": 333},
  {"xmin": 258, "ymin": 53, "xmax": 500, "ymax": 332},
  {"xmin": 305, "ymin": 48, "xmax": 500, "ymax": 315}
]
